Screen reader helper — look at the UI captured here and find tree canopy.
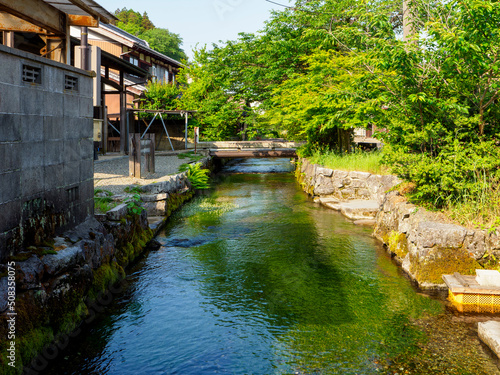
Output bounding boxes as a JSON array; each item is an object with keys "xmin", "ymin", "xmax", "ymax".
[
  {"xmin": 114, "ymin": 8, "xmax": 187, "ymax": 62},
  {"xmin": 173, "ymin": 0, "xmax": 500, "ymax": 209}
]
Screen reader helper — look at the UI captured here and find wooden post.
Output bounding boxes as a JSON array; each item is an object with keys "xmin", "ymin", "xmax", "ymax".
[
  {"xmin": 129, "ymin": 134, "xmax": 141, "ymax": 178},
  {"xmin": 119, "ymin": 71, "xmax": 126, "ymax": 154},
  {"xmin": 144, "ymin": 134, "xmax": 155, "ymax": 174},
  {"xmin": 3, "ymin": 31, "xmax": 14, "ymax": 47}
]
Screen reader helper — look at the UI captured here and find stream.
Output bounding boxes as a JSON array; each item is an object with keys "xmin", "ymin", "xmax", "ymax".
[{"xmin": 40, "ymin": 158, "xmax": 499, "ymax": 374}]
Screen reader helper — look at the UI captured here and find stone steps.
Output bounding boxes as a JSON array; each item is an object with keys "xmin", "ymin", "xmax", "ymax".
[{"xmin": 317, "ymin": 197, "xmax": 380, "ymax": 222}]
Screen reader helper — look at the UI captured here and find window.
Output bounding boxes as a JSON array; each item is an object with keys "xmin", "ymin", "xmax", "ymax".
[
  {"xmin": 67, "ymin": 186, "xmax": 79, "ymax": 202},
  {"xmin": 22, "ymin": 65, "xmax": 42, "ymax": 84},
  {"xmin": 64, "ymin": 75, "xmax": 79, "ymax": 91}
]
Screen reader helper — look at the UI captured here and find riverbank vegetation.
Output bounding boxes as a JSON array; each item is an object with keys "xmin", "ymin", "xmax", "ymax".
[
  {"xmin": 166, "ymin": 0, "xmax": 500, "ymax": 231},
  {"xmin": 305, "ymin": 150, "xmax": 388, "ymax": 175}
]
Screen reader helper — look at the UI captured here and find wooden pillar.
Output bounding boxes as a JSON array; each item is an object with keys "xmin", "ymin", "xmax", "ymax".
[
  {"xmin": 3, "ymin": 31, "xmax": 14, "ymax": 47},
  {"xmin": 129, "ymin": 133, "xmax": 141, "ymax": 178},
  {"xmin": 119, "ymin": 71, "xmax": 126, "ymax": 154}
]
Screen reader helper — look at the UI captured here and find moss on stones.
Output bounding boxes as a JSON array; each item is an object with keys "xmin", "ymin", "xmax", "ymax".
[
  {"xmin": 410, "ymin": 246, "xmax": 481, "ymax": 285},
  {"xmin": 388, "ymin": 231, "xmax": 408, "ymax": 259}
]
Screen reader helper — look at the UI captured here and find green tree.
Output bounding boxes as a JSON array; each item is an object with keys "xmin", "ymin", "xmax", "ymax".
[{"xmin": 114, "ymin": 8, "xmax": 186, "ymax": 62}]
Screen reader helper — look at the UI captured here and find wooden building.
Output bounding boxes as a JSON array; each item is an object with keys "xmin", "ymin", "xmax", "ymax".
[{"xmin": 70, "ymin": 23, "xmax": 184, "ymax": 153}]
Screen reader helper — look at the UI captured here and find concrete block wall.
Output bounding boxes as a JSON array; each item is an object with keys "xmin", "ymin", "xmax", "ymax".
[{"xmin": 0, "ymin": 44, "xmax": 94, "ymax": 260}]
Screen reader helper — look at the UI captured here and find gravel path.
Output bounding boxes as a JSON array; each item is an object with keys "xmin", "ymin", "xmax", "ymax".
[{"xmin": 94, "ymin": 152, "xmax": 190, "ymax": 195}]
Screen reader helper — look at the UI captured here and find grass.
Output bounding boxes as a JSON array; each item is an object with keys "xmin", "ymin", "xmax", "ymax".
[
  {"xmin": 443, "ymin": 181, "xmax": 500, "ymax": 232},
  {"xmin": 177, "ymin": 151, "xmax": 204, "ymax": 162},
  {"xmin": 94, "ymin": 189, "xmax": 119, "ymax": 214},
  {"xmin": 308, "ymin": 149, "xmax": 389, "ymax": 175}
]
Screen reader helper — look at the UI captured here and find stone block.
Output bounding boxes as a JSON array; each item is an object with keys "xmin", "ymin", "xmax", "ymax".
[
  {"xmin": 349, "ymin": 171, "xmax": 371, "ymax": 180},
  {"xmin": 0, "ymin": 114, "xmax": 21, "ymax": 142},
  {"xmin": 411, "ymin": 221, "xmax": 467, "ymax": 249},
  {"xmin": 0, "ymin": 53, "xmax": 20, "ymax": 85},
  {"xmin": 44, "ymin": 91, "xmax": 64, "ymax": 118},
  {"xmin": 43, "ymin": 165, "xmax": 63, "ymax": 191},
  {"xmin": 63, "ymin": 93, "xmax": 80, "ymax": 117},
  {"xmin": 79, "ymin": 97, "xmax": 93, "ymax": 118},
  {"xmin": 143, "ymin": 200, "xmax": 168, "ymax": 216},
  {"xmin": 79, "ymin": 178, "xmax": 94, "ymax": 203},
  {"xmin": 63, "ymin": 161, "xmax": 81, "ymax": 187},
  {"xmin": 43, "ymin": 116, "xmax": 63, "ymax": 140},
  {"xmin": 21, "ymin": 141, "xmax": 44, "ymax": 169},
  {"xmin": 350, "ymin": 179, "xmax": 367, "ymax": 189},
  {"xmin": 20, "ymin": 87, "xmax": 45, "ymax": 116},
  {"xmin": 356, "ymin": 188, "xmax": 370, "ymax": 198},
  {"xmin": 80, "ymin": 138, "xmax": 93, "ymax": 159},
  {"xmin": 78, "ymin": 75, "xmax": 93, "ymax": 97},
  {"xmin": 476, "ymin": 269, "xmax": 500, "ymax": 286},
  {"xmin": 44, "ymin": 140, "xmax": 63, "ymax": 165},
  {"xmin": 333, "ymin": 170, "xmax": 349, "ymax": 179},
  {"xmin": 21, "ymin": 168, "xmax": 45, "ymax": 197},
  {"xmin": 44, "ymin": 66, "xmax": 63, "ymax": 93},
  {"xmin": 316, "ymin": 167, "xmax": 333, "ymax": 177},
  {"xmin": 353, "ymin": 219, "xmax": 377, "ymax": 226},
  {"xmin": 0, "ymin": 143, "xmax": 21, "ymax": 173},
  {"xmin": 339, "ymin": 200, "xmax": 380, "ymax": 220},
  {"xmin": 464, "ymin": 230, "xmax": 487, "ymax": 260},
  {"xmin": 20, "ymin": 114, "xmax": 43, "ymax": 142},
  {"xmin": 74, "ymin": 117, "xmax": 93, "ymax": 139},
  {"xmin": 479, "ymin": 321, "xmax": 500, "ymax": 359},
  {"xmin": 63, "ymin": 138, "xmax": 81, "ymax": 162},
  {"xmin": 0, "ymin": 200, "xmax": 21, "ymax": 232},
  {"xmin": 142, "ymin": 193, "xmax": 169, "ymax": 202},
  {"xmin": 80, "ymin": 158, "xmax": 93, "ymax": 181},
  {"xmin": 42, "ymin": 245, "xmax": 85, "ymax": 276},
  {"xmin": 340, "ymin": 188, "xmax": 355, "ymax": 199},
  {"xmin": 16, "ymin": 255, "xmax": 44, "ymax": 290},
  {"xmin": 0, "ymin": 84, "xmax": 21, "ymax": 114},
  {"xmin": 106, "ymin": 203, "xmax": 128, "ymax": 221},
  {"xmin": 314, "ymin": 175, "xmax": 335, "ymax": 196}
]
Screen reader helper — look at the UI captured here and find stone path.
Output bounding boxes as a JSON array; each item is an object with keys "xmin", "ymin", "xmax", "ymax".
[{"xmin": 94, "ymin": 151, "xmax": 192, "ymax": 195}]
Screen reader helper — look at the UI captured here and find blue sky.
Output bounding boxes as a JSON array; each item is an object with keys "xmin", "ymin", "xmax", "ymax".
[{"xmin": 99, "ymin": 0, "xmax": 288, "ymax": 60}]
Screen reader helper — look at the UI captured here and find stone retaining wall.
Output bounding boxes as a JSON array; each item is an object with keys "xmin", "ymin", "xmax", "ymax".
[
  {"xmin": 374, "ymin": 192, "xmax": 500, "ymax": 290},
  {"xmin": 298, "ymin": 158, "xmax": 399, "ymax": 204},
  {"xmin": 296, "ymin": 157, "xmax": 500, "ymax": 290}
]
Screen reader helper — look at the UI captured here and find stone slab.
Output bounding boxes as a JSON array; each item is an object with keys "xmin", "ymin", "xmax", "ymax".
[
  {"xmin": 353, "ymin": 219, "xmax": 377, "ymax": 226},
  {"xmin": 106, "ymin": 203, "xmax": 128, "ymax": 221},
  {"xmin": 476, "ymin": 270, "xmax": 500, "ymax": 287},
  {"xmin": 479, "ymin": 321, "xmax": 500, "ymax": 358},
  {"xmin": 339, "ymin": 200, "xmax": 380, "ymax": 220}
]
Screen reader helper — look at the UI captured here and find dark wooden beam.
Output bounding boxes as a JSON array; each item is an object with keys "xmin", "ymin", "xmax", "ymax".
[
  {"xmin": 68, "ymin": 14, "xmax": 98, "ymax": 27},
  {"xmin": 0, "ymin": 12, "xmax": 45, "ymax": 33},
  {"xmin": 0, "ymin": 0, "xmax": 66, "ymax": 35},
  {"xmin": 66, "ymin": 0, "xmax": 103, "ymax": 24},
  {"xmin": 101, "ymin": 76, "xmax": 122, "ymax": 91}
]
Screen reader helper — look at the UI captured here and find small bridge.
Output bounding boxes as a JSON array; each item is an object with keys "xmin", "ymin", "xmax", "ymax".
[{"xmin": 197, "ymin": 141, "xmax": 301, "ymax": 159}]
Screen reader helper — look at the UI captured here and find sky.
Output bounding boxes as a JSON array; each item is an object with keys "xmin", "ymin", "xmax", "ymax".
[{"xmin": 99, "ymin": 0, "xmax": 289, "ymax": 60}]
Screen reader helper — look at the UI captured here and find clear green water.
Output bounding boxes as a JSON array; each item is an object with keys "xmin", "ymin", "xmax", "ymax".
[{"xmin": 40, "ymin": 159, "xmax": 499, "ymax": 375}]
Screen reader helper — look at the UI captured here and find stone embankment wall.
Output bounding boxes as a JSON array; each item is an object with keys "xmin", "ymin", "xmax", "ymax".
[
  {"xmin": 0, "ymin": 157, "xmax": 211, "ymax": 373},
  {"xmin": 298, "ymin": 158, "xmax": 398, "ymax": 203},
  {"xmin": 297, "ymin": 158, "xmax": 500, "ymax": 290},
  {"xmin": 374, "ymin": 192, "xmax": 500, "ymax": 290}
]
